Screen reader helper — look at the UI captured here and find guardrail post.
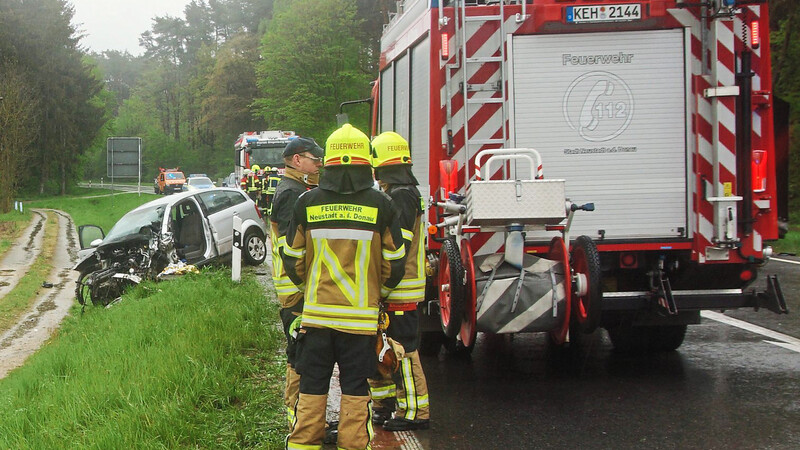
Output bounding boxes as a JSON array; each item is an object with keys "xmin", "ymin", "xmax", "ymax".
[{"xmin": 232, "ymin": 214, "xmax": 242, "ymax": 282}]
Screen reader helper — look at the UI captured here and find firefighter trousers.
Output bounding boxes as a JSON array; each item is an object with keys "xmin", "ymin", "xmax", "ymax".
[
  {"xmin": 288, "ymin": 328, "xmax": 377, "ymax": 449},
  {"xmin": 280, "ymin": 302, "xmax": 303, "ymax": 425},
  {"xmin": 369, "ymin": 310, "xmax": 429, "ymax": 420}
]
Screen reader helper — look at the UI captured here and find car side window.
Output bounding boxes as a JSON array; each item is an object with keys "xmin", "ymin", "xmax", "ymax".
[
  {"xmin": 226, "ymin": 191, "xmax": 247, "ymax": 206},
  {"xmin": 198, "ymin": 191, "xmax": 233, "ymax": 215}
]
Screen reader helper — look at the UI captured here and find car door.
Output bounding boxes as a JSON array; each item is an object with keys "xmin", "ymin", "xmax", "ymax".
[
  {"xmin": 167, "ymin": 196, "xmax": 216, "ymax": 263},
  {"xmin": 196, "ymin": 190, "xmax": 239, "ymax": 255}
]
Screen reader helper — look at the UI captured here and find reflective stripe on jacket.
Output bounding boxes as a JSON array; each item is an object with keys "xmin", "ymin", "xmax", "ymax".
[
  {"xmin": 269, "ymin": 170, "xmax": 314, "ymax": 309},
  {"xmin": 385, "ymin": 185, "xmax": 426, "ymax": 304},
  {"xmin": 283, "ymin": 187, "xmax": 406, "ymax": 335}
]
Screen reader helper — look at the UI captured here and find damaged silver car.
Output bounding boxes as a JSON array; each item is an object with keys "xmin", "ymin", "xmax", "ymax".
[{"xmin": 74, "ymin": 188, "xmax": 268, "ymax": 306}]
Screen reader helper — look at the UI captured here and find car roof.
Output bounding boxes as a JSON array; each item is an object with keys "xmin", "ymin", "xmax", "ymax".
[{"xmin": 129, "ymin": 187, "xmax": 246, "ymax": 212}]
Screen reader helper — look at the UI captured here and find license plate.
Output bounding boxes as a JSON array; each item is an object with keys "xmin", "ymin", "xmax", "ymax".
[{"xmin": 566, "ymin": 4, "xmax": 642, "ymax": 23}]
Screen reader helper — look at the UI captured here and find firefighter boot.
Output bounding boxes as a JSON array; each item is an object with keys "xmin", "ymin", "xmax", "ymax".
[
  {"xmin": 383, "ymin": 351, "xmax": 430, "ymax": 431},
  {"xmin": 368, "ymin": 377, "xmax": 396, "ymax": 425},
  {"xmin": 284, "ymin": 364, "xmax": 301, "ymax": 427},
  {"xmin": 337, "ymin": 395, "xmax": 374, "ymax": 450},
  {"xmin": 287, "ymin": 393, "xmax": 327, "ymax": 449}
]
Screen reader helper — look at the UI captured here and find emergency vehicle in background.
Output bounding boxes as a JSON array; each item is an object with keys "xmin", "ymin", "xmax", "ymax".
[
  {"xmin": 372, "ymin": 0, "xmax": 788, "ymax": 354},
  {"xmin": 154, "ymin": 168, "xmax": 186, "ymax": 195},
  {"xmin": 234, "ymin": 130, "xmax": 297, "ymax": 181}
]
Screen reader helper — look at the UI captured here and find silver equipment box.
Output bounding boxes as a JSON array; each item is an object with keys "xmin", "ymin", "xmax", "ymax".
[{"xmin": 466, "ymin": 179, "xmax": 566, "ymax": 226}]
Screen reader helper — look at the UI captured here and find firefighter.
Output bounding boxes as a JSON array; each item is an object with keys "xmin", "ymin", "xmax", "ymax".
[
  {"xmin": 368, "ymin": 131, "xmax": 430, "ymax": 431},
  {"xmin": 283, "ymin": 124, "xmax": 407, "ymax": 450},
  {"xmin": 268, "ymin": 137, "xmax": 323, "ymax": 427},
  {"xmin": 240, "ymin": 169, "xmax": 251, "ymax": 191},
  {"xmin": 246, "ymin": 164, "xmax": 262, "ymax": 202},
  {"xmin": 265, "ymin": 165, "xmax": 282, "ymax": 215}
]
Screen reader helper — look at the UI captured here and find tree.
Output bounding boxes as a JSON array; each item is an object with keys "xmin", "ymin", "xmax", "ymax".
[
  {"xmin": 0, "ymin": 65, "xmax": 38, "ymax": 212},
  {"xmin": 255, "ymin": 0, "xmax": 373, "ymax": 140}
]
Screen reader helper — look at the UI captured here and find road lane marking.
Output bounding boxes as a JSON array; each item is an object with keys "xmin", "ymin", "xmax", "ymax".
[
  {"xmin": 701, "ymin": 311, "xmax": 800, "ymax": 353},
  {"xmin": 772, "ymin": 257, "xmax": 800, "ymax": 265},
  {"xmin": 764, "ymin": 341, "xmax": 800, "ymax": 353}
]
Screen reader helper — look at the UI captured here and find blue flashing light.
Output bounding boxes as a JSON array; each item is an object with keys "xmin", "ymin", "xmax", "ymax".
[{"xmin": 722, "ymin": 0, "xmax": 735, "ymax": 6}]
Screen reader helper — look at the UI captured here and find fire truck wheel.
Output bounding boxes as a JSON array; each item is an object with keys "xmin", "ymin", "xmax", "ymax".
[
  {"xmin": 571, "ymin": 235, "xmax": 602, "ymax": 334},
  {"xmin": 443, "ymin": 335, "xmax": 474, "ymax": 358},
  {"xmin": 243, "ymin": 229, "xmax": 267, "ymax": 266},
  {"xmin": 548, "ymin": 237, "xmax": 571, "ymax": 345},
  {"xmin": 438, "ymin": 238, "xmax": 464, "ymax": 338},
  {"xmin": 607, "ymin": 324, "xmax": 688, "ymax": 353},
  {"xmin": 459, "ymin": 240, "xmax": 477, "ymax": 348}
]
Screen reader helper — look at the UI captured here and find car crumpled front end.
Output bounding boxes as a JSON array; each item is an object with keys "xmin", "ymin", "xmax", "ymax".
[{"xmin": 73, "ymin": 227, "xmax": 179, "ymax": 307}]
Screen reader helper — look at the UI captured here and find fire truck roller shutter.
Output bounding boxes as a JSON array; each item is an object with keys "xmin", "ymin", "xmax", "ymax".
[
  {"xmin": 395, "ymin": 54, "xmax": 411, "ymax": 142},
  {"xmin": 410, "ymin": 37, "xmax": 431, "ymax": 198},
  {"xmin": 510, "ymin": 29, "xmax": 689, "ymax": 240}
]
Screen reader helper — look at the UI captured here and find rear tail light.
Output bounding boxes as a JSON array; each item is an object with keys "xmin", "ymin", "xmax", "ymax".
[
  {"xmin": 441, "ymin": 33, "xmax": 449, "ymax": 60},
  {"xmin": 254, "ymin": 202, "xmax": 263, "ymax": 219},
  {"xmin": 619, "ymin": 252, "xmax": 639, "ymax": 269},
  {"xmin": 751, "ymin": 150, "xmax": 767, "ymax": 192},
  {"xmin": 439, "ymin": 160, "xmax": 459, "ymax": 199},
  {"xmin": 750, "ymin": 20, "xmax": 760, "ymax": 49}
]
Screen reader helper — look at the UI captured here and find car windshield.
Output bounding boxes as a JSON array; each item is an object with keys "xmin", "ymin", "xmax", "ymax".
[
  {"xmin": 188, "ymin": 177, "xmax": 214, "ymax": 188},
  {"xmin": 104, "ymin": 205, "xmax": 166, "ymax": 244},
  {"xmin": 166, "ymin": 172, "xmax": 184, "ymax": 180}
]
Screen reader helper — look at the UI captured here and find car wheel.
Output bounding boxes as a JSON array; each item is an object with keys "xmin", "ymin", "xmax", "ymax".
[{"xmin": 243, "ymin": 228, "xmax": 267, "ymax": 265}]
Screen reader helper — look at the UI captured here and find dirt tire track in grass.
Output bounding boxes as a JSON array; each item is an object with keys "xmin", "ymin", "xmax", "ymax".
[
  {"xmin": 0, "ymin": 209, "xmax": 79, "ymax": 379},
  {"xmin": 0, "ymin": 210, "xmax": 46, "ymax": 296}
]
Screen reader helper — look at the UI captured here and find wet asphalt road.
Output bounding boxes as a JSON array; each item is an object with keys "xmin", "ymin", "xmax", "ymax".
[{"xmin": 411, "ymin": 257, "xmax": 800, "ymax": 450}]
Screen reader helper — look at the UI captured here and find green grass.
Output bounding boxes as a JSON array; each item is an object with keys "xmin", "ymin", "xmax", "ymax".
[
  {"xmin": 0, "ymin": 211, "xmax": 58, "ymax": 334},
  {"xmin": 0, "ymin": 268, "xmax": 287, "ymax": 448},
  {"xmin": 772, "ymin": 223, "xmax": 800, "ymax": 256},
  {"xmin": 28, "ymin": 191, "xmax": 159, "ymax": 233}
]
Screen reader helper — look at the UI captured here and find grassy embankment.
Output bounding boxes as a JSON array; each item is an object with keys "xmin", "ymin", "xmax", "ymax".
[
  {"xmin": 0, "ymin": 269, "xmax": 286, "ymax": 448},
  {"xmin": 0, "ymin": 189, "xmax": 287, "ymax": 447}
]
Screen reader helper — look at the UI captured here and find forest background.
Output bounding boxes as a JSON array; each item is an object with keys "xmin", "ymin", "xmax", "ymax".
[{"xmin": 0, "ymin": 0, "xmax": 798, "ymax": 217}]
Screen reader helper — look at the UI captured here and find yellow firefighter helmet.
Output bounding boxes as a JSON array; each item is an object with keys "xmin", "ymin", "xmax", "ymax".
[
  {"xmin": 371, "ymin": 131, "xmax": 411, "ymax": 167},
  {"xmin": 251, "ymin": 164, "xmax": 261, "ymax": 172},
  {"xmin": 324, "ymin": 124, "xmax": 372, "ymax": 166}
]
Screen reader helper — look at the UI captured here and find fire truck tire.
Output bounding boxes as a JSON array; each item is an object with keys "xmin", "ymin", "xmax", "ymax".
[
  {"xmin": 438, "ymin": 238, "xmax": 464, "ymax": 338},
  {"xmin": 571, "ymin": 235, "xmax": 602, "ymax": 334},
  {"xmin": 443, "ymin": 334, "xmax": 474, "ymax": 358},
  {"xmin": 459, "ymin": 240, "xmax": 477, "ymax": 348},
  {"xmin": 242, "ymin": 229, "xmax": 267, "ymax": 266},
  {"xmin": 607, "ymin": 324, "xmax": 687, "ymax": 353},
  {"xmin": 548, "ymin": 237, "xmax": 571, "ymax": 345}
]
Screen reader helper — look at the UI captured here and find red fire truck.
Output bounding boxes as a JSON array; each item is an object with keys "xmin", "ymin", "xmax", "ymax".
[{"xmin": 371, "ymin": 0, "xmax": 787, "ymax": 354}]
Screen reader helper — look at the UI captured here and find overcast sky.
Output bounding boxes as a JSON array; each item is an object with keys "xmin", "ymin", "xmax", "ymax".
[{"xmin": 70, "ymin": 0, "xmax": 190, "ymax": 55}]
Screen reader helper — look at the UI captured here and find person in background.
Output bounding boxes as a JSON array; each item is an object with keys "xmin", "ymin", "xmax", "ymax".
[
  {"xmin": 283, "ymin": 124, "xmax": 406, "ymax": 450},
  {"xmin": 269, "ymin": 137, "xmax": 324, "ymax": 427},
  {"xmin": 369, "ymin": 131, "xmax": 430, "ymax": 431}
]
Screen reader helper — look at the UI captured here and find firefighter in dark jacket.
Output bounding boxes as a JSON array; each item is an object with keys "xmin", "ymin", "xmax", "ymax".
[
  {"xmin": 269, "ymin": 137, "xmax": 323, "ymax": 426},
  {"xmin": 283, "ymin": 124, "xmax": 407, "ymax": 450},
  {"xmin": 368, "ymin": 131, "xmax": 430, "ymax": 431}
]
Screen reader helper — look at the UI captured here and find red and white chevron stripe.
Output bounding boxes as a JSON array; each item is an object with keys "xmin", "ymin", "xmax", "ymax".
[
  {"xmin": 440, "ymin": 8, "xmax": 522, "ymax": 256},
  {"xmin": 670, "ymin": 6, "xmax": 762, "ymax": 261}
]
